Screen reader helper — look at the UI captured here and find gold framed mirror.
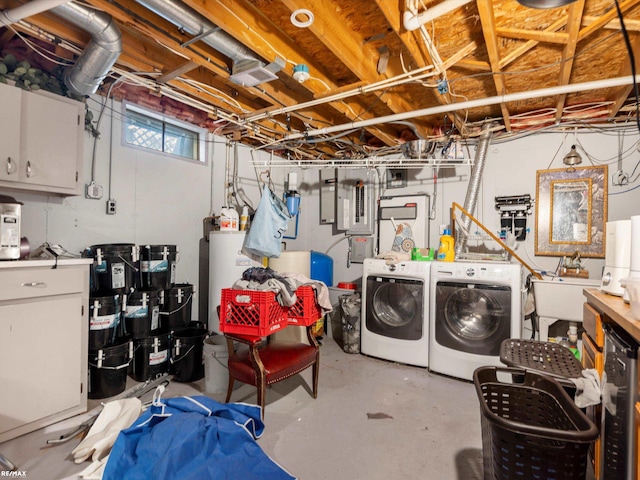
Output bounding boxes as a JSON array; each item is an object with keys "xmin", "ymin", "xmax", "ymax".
[{"xmin": 535, "ymin": 165, "xmax": 607, "ymax": 257}]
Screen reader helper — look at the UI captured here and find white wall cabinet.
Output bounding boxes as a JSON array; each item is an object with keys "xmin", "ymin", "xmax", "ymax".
[
  {"xmin": 0, "ymin": 83, "xmax": 84, "ymax": 195},
  {"xmin": 0, "ymin": 259, "xmax": 91, "ymax": 443}
]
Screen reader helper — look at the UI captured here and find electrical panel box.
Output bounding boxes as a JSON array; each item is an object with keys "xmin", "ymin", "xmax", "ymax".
[
  {"xmin": 320, "ymin": 168, "xmax": 337, "ymax": 224},
  {"xmin": 337, "ymin": 169, "xmax": 374, "ymax": 235}
]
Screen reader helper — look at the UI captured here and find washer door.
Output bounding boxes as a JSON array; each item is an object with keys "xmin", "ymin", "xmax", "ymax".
[
  {"xmin": 365, "ymin": 275, "xmax": 424, "ymax": 340},
  {"xmin": 434, "ymin": 281, "xmax": 511, "ymax": 355}
]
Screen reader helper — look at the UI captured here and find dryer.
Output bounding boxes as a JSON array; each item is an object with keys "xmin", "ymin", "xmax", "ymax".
[
  {"xmin": 361, "ymin": 258, "xmax": 431, "ymax": 367},
  {"xmin": 429, "ymin": 261, "xmax": 523, "ymax": 381}
]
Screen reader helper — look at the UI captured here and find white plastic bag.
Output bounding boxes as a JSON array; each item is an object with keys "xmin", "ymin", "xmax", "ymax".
[{"xmin": 243, "ymin": 185, "xmax": 291, "ymax": 258}]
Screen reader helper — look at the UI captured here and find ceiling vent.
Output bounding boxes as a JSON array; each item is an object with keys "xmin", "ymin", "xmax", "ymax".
[{"xmin": 229, "ymin": 59, "xmax": 283, "ymax": 87}]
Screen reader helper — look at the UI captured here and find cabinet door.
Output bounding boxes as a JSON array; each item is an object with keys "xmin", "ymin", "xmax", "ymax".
[
  {"xmin": 19, "ymin": 90, "xmax": 81, "ymax": 191},
  {"xmin": 0, "ymin": 83, "xmax": 22, "ymax": 182},
  {"xmin": 0, "ymin": 296, "xmax": 83, "ymax": 439}
]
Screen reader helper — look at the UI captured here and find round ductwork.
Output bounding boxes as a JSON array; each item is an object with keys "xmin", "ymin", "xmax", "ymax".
[{"xmin": 401, "ymin": 140, "xmax": 436, "ymax": 159}]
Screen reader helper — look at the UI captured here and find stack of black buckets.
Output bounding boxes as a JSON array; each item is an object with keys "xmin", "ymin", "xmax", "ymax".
[{"xmin": 82, "ymin": 243, "xmax": 207, "ymax": 399}]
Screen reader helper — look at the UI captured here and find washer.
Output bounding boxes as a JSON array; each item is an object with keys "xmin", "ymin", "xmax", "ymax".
[
  {"xmin": 361, "ymin": 258, "xmax": 431, "ymax": 367},
  {"xmin": 429, "ymin": 261, "xmax": 523, "ymax": 381}
]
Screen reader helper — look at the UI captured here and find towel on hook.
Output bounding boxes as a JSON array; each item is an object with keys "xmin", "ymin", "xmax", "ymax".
[{"xmin": 570, "ymin": 368, "xmax": 602, "ymax": 408}]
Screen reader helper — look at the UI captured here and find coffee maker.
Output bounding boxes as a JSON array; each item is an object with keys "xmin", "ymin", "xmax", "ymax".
[{"xmin": 0, "ymin": 195, "xmax": 22, "ymax": 260}]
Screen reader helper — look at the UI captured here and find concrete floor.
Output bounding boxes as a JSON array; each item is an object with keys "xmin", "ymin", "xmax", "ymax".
[{"xmin": 0, "ymin": 333, "xmax": 595, "ymax": 480}]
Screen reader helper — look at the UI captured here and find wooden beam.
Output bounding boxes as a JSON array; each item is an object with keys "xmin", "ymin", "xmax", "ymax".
[
  {"xmin": 496, "ymin": 27, "xmax": 568, "ymax": 44},
  {"xmin": 555, "ymin": 0, "xmax": 585, "ymax": 123},
  {"xmin": 182, "ymin": 0, "xmax": 401, "ymax": 146},
  {"xmin": 499, "ymin": 17, "xmax": 568, "ymax": 70},
  {"xmin": 583, "ymin": 15, "xmax": 640, "ymax": 32},
  {"xmin": 158, "ymin": 61, "xmax": 199, "ymax": 83},
  {"xmin": 609, "ymin": 35, "xmax": 640, "ymax": 117},
  {"xmin": 476, "ymin": 0, "xmax": 511, "ymax": 131},
  {"xmin": 578, "ymin": 0, "xmax": 640, "ymax": 42}
]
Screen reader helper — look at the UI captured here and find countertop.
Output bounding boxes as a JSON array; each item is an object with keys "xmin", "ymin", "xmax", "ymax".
[
  {"xmin": 584, "ymin": 288, "xmax": 640, "ymax": 343},
  {"xmin": 0, "ymin": 258, "xmax": 92, "ymax": 269}
]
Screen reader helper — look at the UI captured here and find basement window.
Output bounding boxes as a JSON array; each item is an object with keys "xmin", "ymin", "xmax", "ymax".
[{"xmin": 123, "ymin": 103, "xmax": 207, "ymax": 162}]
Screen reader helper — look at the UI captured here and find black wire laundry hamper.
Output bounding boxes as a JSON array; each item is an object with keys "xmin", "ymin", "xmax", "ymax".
[{"xmin": 474, "ymin": 366, "xmax": 598, "ymax": 480}]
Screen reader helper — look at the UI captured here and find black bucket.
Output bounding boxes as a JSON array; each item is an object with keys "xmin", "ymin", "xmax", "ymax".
[
  {"xmin": 82, "ymin": 243, "xmax": 138, "ymax": 295},
  {"xmin": 138, "ymin": 245, "xmax": 177, "ymax": 290},
  {"xmin": 129, "ymin": 334, "xmax": 170, "ymax": 382},
  {"xmin": 170, "ymin": 326, "xmax": 208, "ymax": 382},
  {"xmin": 88, "ymin": 339, "xmax": 132, "ymax": 399},
  {"xmin": 88, "ymin": 294, "xmax": 123, "ymax": 350},
  {"xmin": 162, "ymin": 283, "xmax": 195, "ymax": 331},
  {"xmin": 124, "ymin": 289, "xmax": 165, "ymax": 339}
]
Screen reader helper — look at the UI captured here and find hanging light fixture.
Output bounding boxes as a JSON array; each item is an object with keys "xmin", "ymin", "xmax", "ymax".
[
  {"xmin": 516, "ymin": 0, "xmax": 577, "ymax": 8},
  {"xmin": 563, "ymin": 145, "xmax": 582, "ymax": 166}
]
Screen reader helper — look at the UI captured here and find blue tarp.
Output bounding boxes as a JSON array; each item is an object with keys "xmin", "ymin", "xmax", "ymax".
[{"xmin": 103, "ymin": 395, "xmax": 296, "ymax": 480}]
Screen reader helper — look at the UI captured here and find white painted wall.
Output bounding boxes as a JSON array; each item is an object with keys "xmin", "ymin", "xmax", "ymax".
[{"xmin": 4, "ymin": 92, "xmax": 640, "ymax": 327}]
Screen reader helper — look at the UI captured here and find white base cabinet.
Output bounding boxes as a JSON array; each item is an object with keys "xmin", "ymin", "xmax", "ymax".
[{"xmin": 0, "ymin": 259, "xmax": 91, "ymax": 443}]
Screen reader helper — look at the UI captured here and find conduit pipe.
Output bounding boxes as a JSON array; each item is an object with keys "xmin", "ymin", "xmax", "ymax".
[
  {"xmin": 455, "ymin": 123, "xmax": 493, "ymax": 256},
  {"xmin": 52, "ymin": 2, "xmax": 122, "ymax": 95},
  {"xmin": 281, "ymin": 74, "xmax": 640, "ymax": 143},
  {"xmin": 403, "ymin": 0, "xmax": 475, "ymax": 31},
  {"xmin": 0, "ymin": 0, "xmax": 69, "ymax": 26},
  {"xmin": 244, "ymin": 64, "xmax": 437, "ymax": 123}
]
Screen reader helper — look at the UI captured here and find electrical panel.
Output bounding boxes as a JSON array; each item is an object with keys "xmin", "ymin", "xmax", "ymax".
[
  {"xmin": 337, "ymin": 169, "xmax": 374, "ymax": 235},
  {"xmin": 320, "ymin": 169, "xmax": 337, "ymax": 224}
]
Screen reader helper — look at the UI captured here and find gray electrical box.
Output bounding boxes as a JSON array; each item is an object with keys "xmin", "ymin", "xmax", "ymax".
[
  {"xmin": 337, "ymin": 169, "xmax": 374, "ymax": 235},
  {"xmin": 320, "ymin": 168, "xmax": 337, "ymax": 224},
  {"xmin": 350, "ymin": 236, "xmax": 374, "ymax": 263}
]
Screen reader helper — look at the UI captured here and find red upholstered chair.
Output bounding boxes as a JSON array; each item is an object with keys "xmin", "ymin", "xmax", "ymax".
[{"xmin": 222, "ymin": 325, "xmax": 320, "ymax": 417}]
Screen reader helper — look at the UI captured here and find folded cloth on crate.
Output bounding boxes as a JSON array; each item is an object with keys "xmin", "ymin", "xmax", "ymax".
[
  {"xmin": 103, "ymin": 389, "xmax": 296, "ymax": 480},
  {"xmin": 570, "ymin": 368, "xmax": 602, "ymax": 408},
  {"xmin": 375, "ymin": 251, "xmax": 411, "ymax": 265}
]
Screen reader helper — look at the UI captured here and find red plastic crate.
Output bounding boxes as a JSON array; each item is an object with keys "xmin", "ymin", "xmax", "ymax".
[
  {"xmin": 219, "ymin": 289, "xmax": 288, "ymax": 336},
  {"xmin": 287, "ymin": 286, "xmax": 322, "ymax": 326}
]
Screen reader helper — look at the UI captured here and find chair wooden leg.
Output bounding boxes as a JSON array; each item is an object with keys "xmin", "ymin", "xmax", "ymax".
[
  {"xmin": 257, "ymin": 380, "xmax": 267, "ymax": 418},
  {"xmin": 225, "ymin": 376, "xmax": 235, "ymax": 403},
  {"xmin": 312, "ymin": 356, "xmax": 319, "ymax": 399}
]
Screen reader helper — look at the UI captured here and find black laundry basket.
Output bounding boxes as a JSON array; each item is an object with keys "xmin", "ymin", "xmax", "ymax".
[
  {"xmin": 500, "ymin": 339, "xmax": 583, "ymax": 380},
  {"xmin": 474, "ymin": 366, "xmax": 598, "ymax": 480}
]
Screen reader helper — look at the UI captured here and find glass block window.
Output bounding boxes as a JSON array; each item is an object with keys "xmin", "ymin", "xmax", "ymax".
[{"xmin": 123, "ymin": 103, "xmax": 206, "ymax": 162}]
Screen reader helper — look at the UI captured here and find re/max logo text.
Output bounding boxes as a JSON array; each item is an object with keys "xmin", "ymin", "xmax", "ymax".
[{"xmin": 1, "ymin": 472, "xmax": 27, "ymax": 478}]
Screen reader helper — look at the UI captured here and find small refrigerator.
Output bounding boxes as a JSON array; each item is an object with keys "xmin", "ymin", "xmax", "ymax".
[{"xmin": 601, "ymin": 322, "xmax": 639, "ymax": 480}]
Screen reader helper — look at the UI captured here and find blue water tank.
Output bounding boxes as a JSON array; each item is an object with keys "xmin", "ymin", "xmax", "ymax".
[{"xmin": 310, "ymin": 251, "xmax": 333, "ymax": 287}]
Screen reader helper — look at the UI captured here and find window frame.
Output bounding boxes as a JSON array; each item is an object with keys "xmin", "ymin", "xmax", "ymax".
[{"xmin": 122, "ymin": 101, "xmax": 208, "ymax": 164}]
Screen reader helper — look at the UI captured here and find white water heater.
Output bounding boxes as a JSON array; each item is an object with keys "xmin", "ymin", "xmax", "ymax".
[
  {"xmin": 208, "ymin": 231, "xmax": 262, "ymax": 333},
  {"xmin": 601, "ymin": 219, "xmax": 631, "ymax": 296}
]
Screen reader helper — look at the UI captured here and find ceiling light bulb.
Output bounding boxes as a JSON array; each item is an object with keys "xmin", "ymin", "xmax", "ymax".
[
  {"xmin": 293, "ymin": 64, "xmax": 310, "ymax": 83},
  {"xmin": 516, "ymin": 0, "xmax": 577, "ymax": 8},
  {"xmin": 563, "ymin": 145, "xmax": 582, "ymax": 166}
]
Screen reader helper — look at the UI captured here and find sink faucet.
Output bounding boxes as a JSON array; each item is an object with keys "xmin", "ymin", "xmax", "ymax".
[{"xmin": 565, "ymin": 250, "xmax": 582, "ymax": 270}]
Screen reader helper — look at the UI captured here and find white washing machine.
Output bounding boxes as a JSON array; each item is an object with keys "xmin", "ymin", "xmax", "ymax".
[
  {"xmin": 429, "ymin": 261, "xmax": 523, "ymax": 381},
  {"xmin": 361, "ymin": 258, "xmax": 431, "ymax": 367}
]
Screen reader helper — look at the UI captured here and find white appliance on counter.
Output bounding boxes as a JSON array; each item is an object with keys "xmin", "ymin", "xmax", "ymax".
[
  {"xmin": 601, "ymin": 219, "xmax": 632, "ymax": 296},
  {"xmin": 208, "ymin": 231, "xmax": 261, "ymax": 333},
  {"xmin": 622, "ymin": 215, "xmax": 640, "ymax": 303}
]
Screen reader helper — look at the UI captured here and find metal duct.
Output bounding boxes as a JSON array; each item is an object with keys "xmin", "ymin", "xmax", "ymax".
[
  {"xmin": 135, "ymin": 0, "xmax": 256, "ymax": 63},
  {"xmin": 52, "ymin": 2, "xmax": 121, "ymax": 96},
  {"xmin": 455, "ymin": 123, "xmax": 494, "ymax": 256}
]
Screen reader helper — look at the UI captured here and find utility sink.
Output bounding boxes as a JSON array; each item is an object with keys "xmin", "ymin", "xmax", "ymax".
[{"xmin": 532, "ymin": 277, "xmax": 601, "ymax": 322}]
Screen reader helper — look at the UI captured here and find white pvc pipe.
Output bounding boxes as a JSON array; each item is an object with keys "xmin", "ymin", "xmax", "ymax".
[
  {"xmin": 0, "ymin": 0, "xmax": 70, "ymax": 26},
  {"xmin": 403, "ymin": 0, "xmax": 474, "ymax": 31},
  {"xmin": 282, "ymin": 74, "xmax": 640, "ymax": 142}
]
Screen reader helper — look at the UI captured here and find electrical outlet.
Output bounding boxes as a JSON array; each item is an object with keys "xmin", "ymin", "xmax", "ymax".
[
  {"xmin": 106, "ymin": 199, "xmax": 116, "ymax": 215},
  {"xmin": 85, "ymin": 182, "xmax": 103, "ymax": 199}
]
